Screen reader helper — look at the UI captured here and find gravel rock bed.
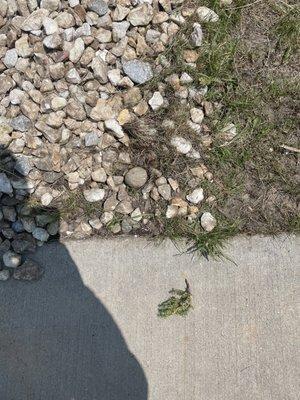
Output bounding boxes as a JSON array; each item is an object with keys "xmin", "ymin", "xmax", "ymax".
[{"xmin": 0, "ymin": 0, "xmax": 222, "ymax": 280}]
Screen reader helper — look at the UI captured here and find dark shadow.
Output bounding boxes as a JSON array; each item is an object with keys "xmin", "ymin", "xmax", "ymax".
[{"xmin": 0, "ymin": 150, "xmax": 148, "ymax": 399}]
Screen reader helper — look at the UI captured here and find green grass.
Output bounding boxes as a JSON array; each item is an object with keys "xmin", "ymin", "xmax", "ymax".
[
  {"xmin": 160, "ymin": 216, "xmax": 239, "ymax": 260},
  {"xmin": 150, "ymin": 0, "xmax": 299, "ymax": 256},
  {"xmin": 57, "ymin": 191, "xmax": 101, "ymax": 220},
  {"xmin": 272, "ymin": 4, "xmax": 300, "ymax": 61}
]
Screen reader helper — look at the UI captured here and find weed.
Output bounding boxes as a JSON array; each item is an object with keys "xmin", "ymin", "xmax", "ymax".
[{"xmin": 158, "ymin": 279, "xmax": 192, "ymax": 318}]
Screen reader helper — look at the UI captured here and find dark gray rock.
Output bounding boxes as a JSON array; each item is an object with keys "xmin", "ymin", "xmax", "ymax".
[{"xmin": 13, "ymin": 259, "xmax": 43, "ymax": 281}]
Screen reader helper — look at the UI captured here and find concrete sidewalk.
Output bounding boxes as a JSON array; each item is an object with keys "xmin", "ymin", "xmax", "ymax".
[{"xmin": 0, "ymin": 235, "xmax": 299, "ymax": 399}]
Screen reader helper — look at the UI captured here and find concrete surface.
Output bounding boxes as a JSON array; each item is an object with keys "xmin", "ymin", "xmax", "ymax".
[{"xmin": 0, "ymin": 235, "xmax": 299, "ymax": 400}]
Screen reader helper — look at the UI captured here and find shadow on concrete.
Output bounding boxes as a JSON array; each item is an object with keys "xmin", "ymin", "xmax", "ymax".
[{"xmin": 0, "ymin": 150, "xmax": 148, "ymax": 399}]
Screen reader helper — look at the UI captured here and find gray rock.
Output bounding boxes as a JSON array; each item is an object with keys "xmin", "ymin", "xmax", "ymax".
[
  {"xmin": 123, "ymin": 60, "xmax": 153, "ymax": 84},
  {"xmin": 84, "ymin": 132, "xmax": 99, "ymax": 147},
  {"xmin": 13, "ymin": 259, "xmax": 43, "ymax": 281},
  {"xmin": 2, "ymin": 206, "xmax": 16, "ymax": 222},
  {"xmin": 125, "ymin": 167, "xmax": 148, "ymax": 188},
  {"xmin": 11, "ymin": 220, "xmax": 25, "ymax": 233},
  {"xmin": 3, "ymin": 251, "xmax": 22, "ymax": 268},
  {"xmin": 88, "ymin": 0, "xmax": 109, "ymax": 16},
  {"xmin": 190, "ymin": 23, "xmax": 203, "ymax": 47},
  {"xmin": 14, "ymin": 156, "xmax": 32, "ymax": 176},
  {"xmin": 47, "ymin": 220, "xmax": 59, "ymax": 236},
  {"xmin": 32, "ymin": 227, "xmax": 50, "ymax": 242},
  {"xmin": 0, "ymin": 269, "xmax": 10, "ymax": 281},
  {"xmin": 11, "ymin": 115, "xmax": 32, "ymax": 132},
  {"xmin": 11, "ymin": 233, "xmax": 36, "ymax": 254},
  {"xmin": 121, "ymin": 218, "xmax": 132, "ymax": 233},
  {"xmin": 0, "ymin": 173, "xmax": 13, "ymax": 194}
]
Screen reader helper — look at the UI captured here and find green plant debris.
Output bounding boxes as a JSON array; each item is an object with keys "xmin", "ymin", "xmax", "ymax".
[{"xmin": 158, "ymin": 279, "xmax": 192, "ymax": 318}]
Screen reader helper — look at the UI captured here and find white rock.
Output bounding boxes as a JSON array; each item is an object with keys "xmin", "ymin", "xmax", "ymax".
[
  {"xmin": 112, "ymin": 21, "xmax": 130, "ymax": 41},
  {"xmin": 201, "ymin": 212, "xmax": 217, "ymax": 232},
  {"xmin": 101, "ymin": 211, "xmax": 114, "ymax": 225},
  {"xmin": 108, "ymin": 69, "xmax": 122, "ymax": 86},
  {"xmin": 21, "ymin": 9, "xmax": 49, "ymax": 31},
  {"xmin": 89, "ymin": 218, "xmax": 103, "ymax": 230},
  {"xmin": 131, "ymin": 207, "xmax": 142, "ymax": 222},
  {"xmin": 149, "ymin": 91, "xmax": 164, "ymax": 111},
  {"xmin": 3, "ymin": 251, "xmax": 21, "ymax": 268},
  {"xmin": 190, "ymin": 107, "xmax": 204, "ymax": 124},
  {"xmin": 188, "ymin": 121, "xmax": 201, "ymax": 134},
  {"xmin": 83, "ymin": 188, "xmax": 105, "ymax": 202},
  {"xmin": 42, "ymin": 16, "xmax": 58, "ymax": 35},
  {"xmin": 9, "ymin": 89, "xmax": 26, "ymax": 105},
  {"xmin": 51, "ymin": 96, "xmax": 67, "ymax": 110},
  {"xmin": 69, "ymin": 38, "xmax": 85, "ymax": 63},
  {"xmin": 171, "ymin": 136, "xmax": 192, "ymax": 154},
  {"xmin": 43, "ymin": 33, "xmax": 62, "ymax": 49},
  {"xmin": 127, "ymin": 3, "xmax": 153, "ymax": 26},
  {"xmin": 69, "ymin": 0, "xmax": 79, "ymax": 6},
  {"xmin": 91, "ymin": 57, "xmax": 108, "ymax": 83},
  {"xmin": 66, "ymin": 67, "xmax": 81, "ymax": 84},
  {"xmin": 91, "ymin": 168, "xmax": 107, "ymax": 183},
  {"xmin": 75, "ymin": 23, "xmax": 91, "ymax": 38},
  {"xmin": 166, "ymin": 205, "xmax": 178, "ymax": 219},
  {"xmin": 3, "ymin": 49, "xmax": 18, "ymax": 68},
  {"xmin": 220, "ymin": 0, "xmax": 233, "ymax": 5},
  {"xmin": 15, "ymin": 35, "xmax": 32, "ymax": 58},
  {"xmin": 186, "ymin": 188, "xmax": 204, "ymax": 204},
  {"xmin": 63, "ymin": 27, "xmax": 76, "ymax": 41},
  {"xmin": 180, "ymin": 72, "xmax": 193, "ymax": 84},
  {"xmin": 197, "ymin": 6, "xmax": 219, "ymax": 22},
  {"xmin": 104, "ymin": 119, "xmax": 124, "ymax": 139},
  {"xmin": 41, "ymin": 193, "xmax": 53, "ymax": 206}
]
